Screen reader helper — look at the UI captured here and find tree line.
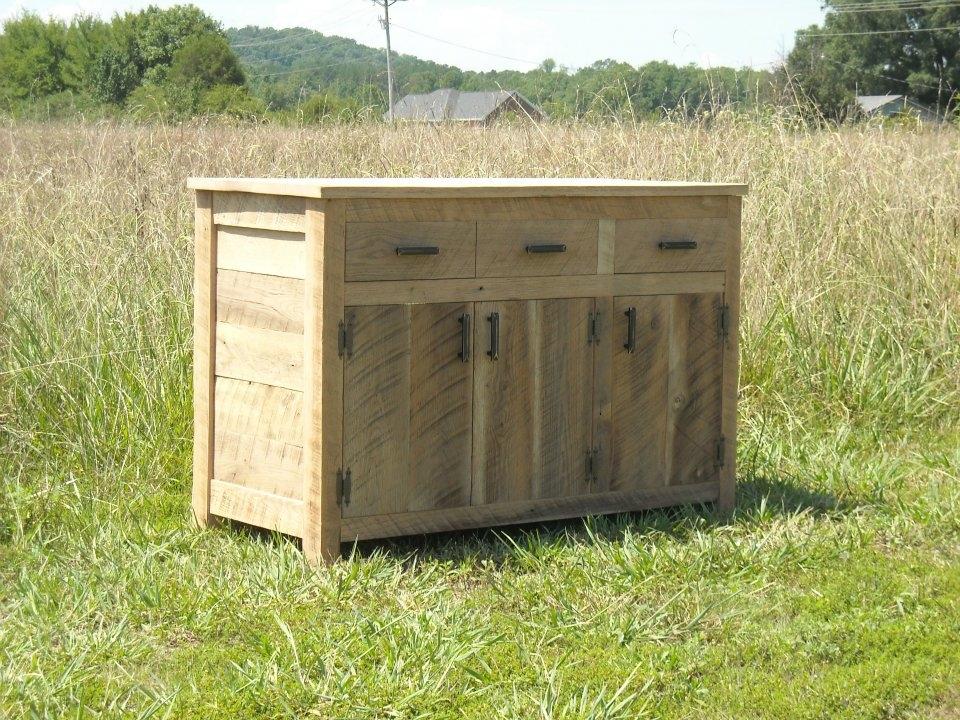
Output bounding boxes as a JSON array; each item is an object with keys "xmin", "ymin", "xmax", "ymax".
[{"xmin": 1, "ymin": 2, "xmax": 956, "ymax": 122}]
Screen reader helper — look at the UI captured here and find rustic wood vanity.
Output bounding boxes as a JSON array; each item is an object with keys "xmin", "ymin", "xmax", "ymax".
[{"xmin": 188, "ymin": 178, "xmax": 746, "ymax": 564}]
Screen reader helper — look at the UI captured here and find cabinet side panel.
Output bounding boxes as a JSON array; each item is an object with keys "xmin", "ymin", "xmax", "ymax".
[
  {"xmin": 719, "ymin": 196, "xmax": 741, "ymax": 511},
  {"xmin": 209, "ymin": 228, "xmax": 307, "ymax": 527},
  {"xmin": 192, "ymin": 190, "xmax": 216, "ymax": 526},
  {"xmin": 303, "ymin": 199, "xmax": 345, "ymax": 564}
]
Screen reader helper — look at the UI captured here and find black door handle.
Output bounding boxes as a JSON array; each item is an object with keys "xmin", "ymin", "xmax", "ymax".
[
  {"xmin": 458, "ymin": 313, "xmax": 471, "ymax": 362},
  {"xmin": 487, "ymin": 312, "xmax": 499, "ymax": 360},
  {"xmin": 525, "ymin": 243, "xmax": 567, "ymax": 254},
  {"xmin": 624, "ymin": 307, "xmax": 637, "ymax": 353},
  {"xmin": 658, "ymin": 240, "xmax": 698, "ymax": 250},
  {"xmin": 396, "ymin": 245, "xmax": 440, "ymax": 255}
]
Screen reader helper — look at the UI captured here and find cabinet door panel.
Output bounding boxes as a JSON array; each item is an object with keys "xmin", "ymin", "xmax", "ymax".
[
  {"xmin": 666, "ymin": 293, "xmax": 723, "ymax": 486},
  {"xmin": 610, "ymin": 296, "xmax": 670, "ymax": 490},
  {"xmin": 343, "ymin": 303, "xmax": 472, "ymax": 517},
  {"xmin": 609, "ymin": 293, "xmax": 723, "ymax": 492},
  {"xmin": 472, "ymin": 298, "xmax": 593, "ymax": 505}
]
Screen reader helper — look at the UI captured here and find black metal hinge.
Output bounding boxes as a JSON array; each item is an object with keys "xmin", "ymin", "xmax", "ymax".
[
  {"xmin": 587, "ymin": 310, "xmax": 602, "ymax": 345},
  {"xmin": 585, "ymin": 447, "xmax": 600, "ymax": 483},
  {"xmin": 336, "ymin": 468, "xmax": 352, "ymax": 507},
  {"xmin": 717, "ymin": 304, "xmax": 731, "ymax": 341},
  {"xmin": 715, "ymin": 437, "xmax": 726, "ymax": 468},
  {"xmin": 338, "ymin": 317, "xmax": 354, "ymax": 358}
]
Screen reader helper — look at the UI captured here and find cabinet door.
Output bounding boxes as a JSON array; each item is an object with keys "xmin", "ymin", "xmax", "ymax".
[
  {"xmin": 472, "ymin": 298, "xmax": 595, "ymax": 504},
  {"xmin": 342, "ymin": 303, "xmax": 473, "ymax": 518},
  {"xmin": 608, "ymin": 293, "xmax": 723, "ymax": 490}
]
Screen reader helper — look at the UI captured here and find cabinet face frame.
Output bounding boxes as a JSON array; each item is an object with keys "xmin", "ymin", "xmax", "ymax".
[{"xmin": 189, "ymin": 183, "xmax": 744, "ymax": 563}]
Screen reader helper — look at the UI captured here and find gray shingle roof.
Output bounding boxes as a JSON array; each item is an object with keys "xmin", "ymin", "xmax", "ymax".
[
  {"xmin": 856, "ymin": 94, "xmax": 905, "ymax": 113},
  {"xmin": 388, "ymin": 89, "xmax": 543, "ymax": 122}
]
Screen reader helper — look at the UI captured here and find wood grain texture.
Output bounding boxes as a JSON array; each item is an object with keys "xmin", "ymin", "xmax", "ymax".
[
  {"xmin": 719, "ymin": 197, "xmax": 741, "ymax": 512},
  {"xmin": 344, "ymin": 272, "xmax": 725, "ymax": 306},
  {"xmin": 345, "ymin": 221, "xmax": 476, "ymax": 281},
  {"xmin": 217, "ymin": 269, "xmax": 304, "ymax": 333},
  {"xmin": 342, "ymin": 481, "xmax": 720, "ymax": 541},
  {"xmin": 615, "ymin": 218, "xmax": 727, "ymax": 273},
  {"xmin": 477, "ymin": 220, "xmax": 598, "ymax": 277},
  {"xmin": 210, "ymin": 479, "xmax": 303, "ymax": 537},
  {"xmin": 609, "ymin": 296, "xmax": 670, "ymax": 491},
  {"xmin": 667, "ymin": 293, "xmax": 723, "ymax": 486},
  {"xmin": 217, "ymin": 226, "xmax": 306, "ymax": 279},
  {"xmin": 212, "ymin": 191, "xmax": 305, "ymax": 232},
  {"xmin": 345, "ymin": 196, "xmax": 730, "ymax": 223},
  {"xmin": 213, "ymin": 377, "xmax": 303, "ymax": 499},
  {"xmin": 189, "ymin": 177, "xmax": 748, "ymax": 199},
  {"xmin": 302, "ymin": 198, "xmax": 345, "ymax": 565},
  {"xmin": 192, "ymin": 190, "xmax": 216, "ymax": 527},
  {"xmin": 597, "ymin": 218, "xmax": 615, "ymax": 274},
  {"xmin": 215, "ymin": 321, "xmax": 304, "ymax": 391},
  {"xmin": 343, "ymin": 303, "xmax": 473, "ymax": 517},
  {"xmin": 591, "ymin": 296, "xmax": 613, "ymax": 492},
  {"xmin": 472, "ymin": 299, "xmax": 594, "ymax": 504}
]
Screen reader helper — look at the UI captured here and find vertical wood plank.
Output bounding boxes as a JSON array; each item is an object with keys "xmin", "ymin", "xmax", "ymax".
[
  {"xmin": 192, "ymin": 190, "xmax": 216, "ymax": 527},
  {"xmin": 597, "ymin": 218, "xmax": 615, "ymax": 274},
  {"xmin": 719, "ymin": 196, "xmax": 741, "ymax": 512},
  {"xmin": 591, "ymin": 296, "xmax": 613, "ymax": 492},
  {"xmin": 303, "ymin": 198, "xmax": 345, "ymax": 564},
  {"xmin": 610, "ymin": 296, "xmax": 670, "ymax": 491}
]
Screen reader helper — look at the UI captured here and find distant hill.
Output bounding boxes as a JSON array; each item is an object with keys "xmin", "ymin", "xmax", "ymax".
[{"xmin": 228, "ymin": 26, "xmax": 776, "ymax": 118}]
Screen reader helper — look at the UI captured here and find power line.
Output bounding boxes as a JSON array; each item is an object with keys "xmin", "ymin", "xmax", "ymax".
[
  {"xmin": 390, "ymin": 21, "xmax": 541, "ymax": 66},
  {"xmin": 248, "ymin": 58, "xmax": 379, "ymax": 79},
  {"xmin": 820, "ymin": 55, "xmax": 943, "ymax": 90},
  {"xmin": 801, "ymin": 24, "xmax": 960, "ymax": 36},
  {"xmin": 831, "ymin": 0, "xmax": 960, "ymax": 10},
  {"xmin": 232, "ymin": 30, "xmax": 322, "ymax": 49}
]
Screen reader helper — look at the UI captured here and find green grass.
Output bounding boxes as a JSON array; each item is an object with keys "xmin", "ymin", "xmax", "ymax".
[{"xmin": 1, "ymin": 116, "xmax": 959, "ymax": 718}]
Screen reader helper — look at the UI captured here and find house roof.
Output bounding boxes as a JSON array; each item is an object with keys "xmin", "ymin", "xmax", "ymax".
[
  {"xmin": 856, "ymin": 94, "xmax": 905, "ymax": 113},
  {"xmin": 388, "ymin": 89, "xmax": 543, "ymax": 121}
]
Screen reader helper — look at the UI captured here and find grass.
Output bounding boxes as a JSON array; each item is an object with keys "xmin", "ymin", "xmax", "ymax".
[{"xmin": 1, "ymin": 115, "xmax": 959, "ymax": 718}]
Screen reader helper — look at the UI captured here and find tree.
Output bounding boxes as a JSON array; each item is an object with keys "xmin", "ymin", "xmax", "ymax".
[
  {"xmin": 169, "ymin": 34, "xmax": 245, "ymax": 89},
  {"xmin": 785, "ymin": 1, "xmax": 960, "ymax": 118},
  {"xmin": 0, "ymin": 14, "xmax": 67, "ymax": 102}
]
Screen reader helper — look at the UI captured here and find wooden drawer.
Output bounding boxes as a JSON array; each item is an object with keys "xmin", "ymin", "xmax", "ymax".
[
  {"xmin": 346, "ymin": 221, "xmax": 476, "ymax": 281},
  {"xmin": 477, "ymin": 220, "xmax": 598, "ymax": 277},
  {"xmin": 615, "ymin": 218, "xmax": 726, "ymax": 273}
]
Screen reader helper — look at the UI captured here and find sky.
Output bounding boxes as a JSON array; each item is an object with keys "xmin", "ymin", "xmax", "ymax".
[{"xmin": 1, "ymin": 0, "xmax": 826, "ymax": 71}]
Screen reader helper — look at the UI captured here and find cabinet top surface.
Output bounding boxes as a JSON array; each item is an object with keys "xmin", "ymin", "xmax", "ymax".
[{"xmin": 186, "ymin": 177, "xmax": 747, "ymax": 199}]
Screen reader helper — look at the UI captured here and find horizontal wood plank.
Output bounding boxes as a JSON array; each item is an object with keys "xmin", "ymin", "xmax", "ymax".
[
  {"xmin": 341, "ymin": 481, "xmax": 719, "ymax": 541},
  {"xmin": 345, "ymin": 196, "xmax": 729, "ymax": 223},
  {"xmin": 217, "ymin": 226, "xmax": 306, "ymax": 279},
  {"xmin": 210, "ymin": 479, "xmax": 304, "ymax": 537},
  {"xmin": 215, "ymin": 322, "xmax": 304, "ymax": 391},
  {"xmin": 190, "ymin": 177, "xmax": 748, "ymax": 199},
  {"xmin": 345, "ymin": 221, "xmax": 476, "ymax": 281},
  {"xmin": 615, "ymin": 218, "xmax": 727, "ymax": 273},
  {"xmin": 344, "ymin": 272, "xmax": 725, "ymax": 305},
  {"xmin": 217, "ymin": 270, "xmax": 305, "ymax": 333},
  {"xmin": 213, "ymin": 192, "xmax": 305, "ymax": 232},
  {"xmin": 477, "ymin": 220, "xmax": 598, "ymax": 277}
]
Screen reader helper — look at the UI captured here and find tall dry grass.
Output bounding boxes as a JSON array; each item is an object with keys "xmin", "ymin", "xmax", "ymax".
[{"xmin": 0, "ymin": 115, "xmax": 958, "ymax": 527}]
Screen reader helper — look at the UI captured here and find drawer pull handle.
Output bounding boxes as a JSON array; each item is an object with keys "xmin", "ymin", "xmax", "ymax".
[
  {"xmin": 658, "ymin": 240, "xmax": 698, "ymax": 250},
  {"xmin": 487, "ymin": 312, "xmax": 499, "ymax": 361},
  {"xmin": 396, "ymin": 245, "xmax": 440, "ymax": 256},
  {"xmin": 624, "ymin": 307, "xmax": 637, "ymax": 353},
  {"xmin": 525, "ymin": 243, "xmax": 567, "ymax": 254},
  {"xmin": 458, "ymin": 313, "xmax": 471, "ymax": 363}
]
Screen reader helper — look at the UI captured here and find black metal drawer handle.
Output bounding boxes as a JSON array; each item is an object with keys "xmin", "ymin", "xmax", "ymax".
[
  {"xmin": 658, "ymin": 240, "xmax": 698, "ymax": 250},
  {"xmin": 487, "ymin": 312, "xmax": 499, "ymax": 361},
  {"xmin": 396, "ymin": 245, "xmax": 440, "ymax": 255},
  {"xmin": 458, "ymin": 313, "xmax": 471, "ymax": 363},
  {"xmin": 624, "ymin": 307, "xmax": 637, "ymax": 353},
  {"xmin": 525, "ymin": 243, "xmax": 567, "ymax": 254}
]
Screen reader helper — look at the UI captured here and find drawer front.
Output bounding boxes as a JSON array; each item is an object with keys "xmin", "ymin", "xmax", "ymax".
[
  {"xmin": 477, "ymin": 220, "xmax": 598, "ymax": 277},
  {"xmin": 615, "ymin": 219, "xmax": 726, "ymax": 273},
  {"xmin": 346, "ymin": 221, "xmax": 476, "ymax": 281}
]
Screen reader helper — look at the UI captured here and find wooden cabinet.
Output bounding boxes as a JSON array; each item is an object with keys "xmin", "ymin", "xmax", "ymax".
[{"xmin": 189, "ymin": 178, "xmax": 745, "ymax": 564}]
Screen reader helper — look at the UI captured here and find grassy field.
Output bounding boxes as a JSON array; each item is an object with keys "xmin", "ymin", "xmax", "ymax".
[{"xmin": 1, "ymin": 116, "xmax": 959, "ymax": 719}]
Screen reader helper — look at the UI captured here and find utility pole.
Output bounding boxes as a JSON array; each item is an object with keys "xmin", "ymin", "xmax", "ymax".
[{"xmin": 372, "ymin": 0, "xmax": 405, "ymax": 122}]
